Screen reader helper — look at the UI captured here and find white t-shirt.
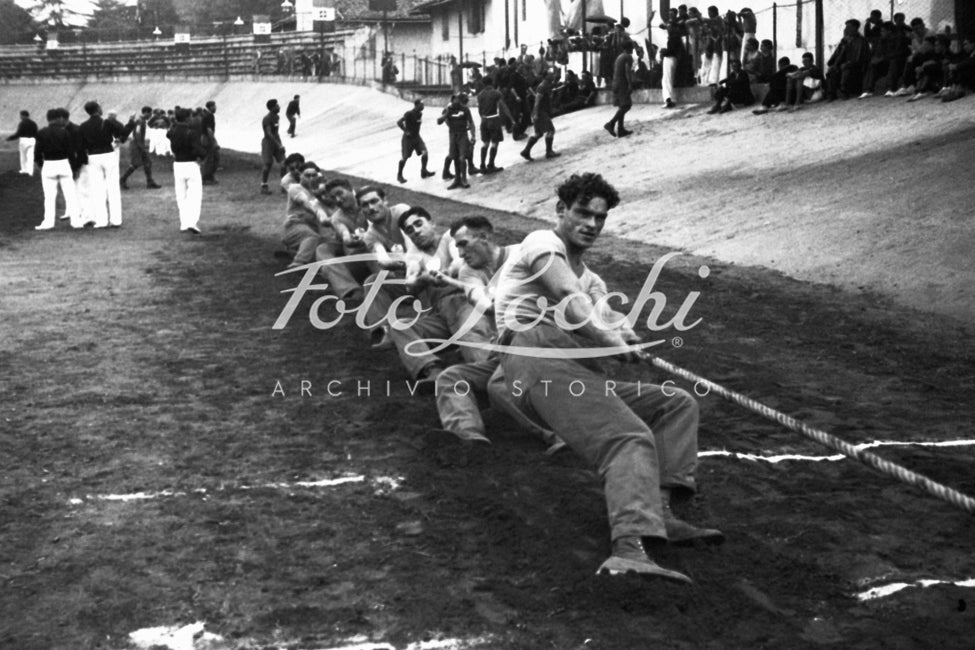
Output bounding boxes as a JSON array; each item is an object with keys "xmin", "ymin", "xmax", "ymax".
[{"xmin": 493, "ymin": 230, "xmax": 606, "ymax": 338}]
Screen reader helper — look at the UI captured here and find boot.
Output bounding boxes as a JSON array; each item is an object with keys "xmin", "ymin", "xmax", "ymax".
[
  {"xmin": 479, "ymin": 146, "xmax": 488, "ymax": 174},
  {"xmin": 420, "ymin": 155, "xmax": 435, "ymax": 178},
  {"xmin": 120, "ymin": 168, "xmax": 133, "ymax": 190},
  {"xmin": 486, "ymin": 148, "xmax": 502, "ymax": 173},
  {"xmin": 544, "ymin": 138, "xmax": 560, "ymax": 159},
  {"xmin": 442, "ymin": 157, "xmax": 454, "ymax": 180},
  {"xmin": 520, "ymin": 137, "xmax": 538, "ymax": 161},
  {"xmin": 146, "ymin": 176, "xmax": 162, "ymax": 189},
  {"xmin": 397, "ymin": 160, "xmax": 407, "ymax": 184},
  {"xmin": 467, "ymin": 157, "xmax": 480, "ymax": 176}
]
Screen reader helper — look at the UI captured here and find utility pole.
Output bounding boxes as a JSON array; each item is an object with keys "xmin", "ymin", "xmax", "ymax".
[{"xmin": 815, "ymin": 0, "xmax": 824, "ymax": 70}]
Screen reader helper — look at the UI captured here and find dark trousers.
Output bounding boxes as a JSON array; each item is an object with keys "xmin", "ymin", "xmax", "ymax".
[
  {"xmin": 762, "ymin": 70, "xmax": 790, "ymax": 106},
  {"xmin": 202, "ymin": 136, "xmax": 219, "ymax": 181},
  {"xmin": 286, "ymin": 115, "xmax": 297, "ymax": 136}
]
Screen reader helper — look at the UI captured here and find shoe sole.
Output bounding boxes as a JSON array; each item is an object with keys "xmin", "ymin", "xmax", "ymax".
[{"xmin": 596, "ymin": 556, "xmax": 692, "ymax": 583}]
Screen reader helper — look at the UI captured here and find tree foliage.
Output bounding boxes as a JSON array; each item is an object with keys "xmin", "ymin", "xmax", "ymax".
[
  {"xmin": 28, "ymin": 0, "xmax": 89, "ymax": 29},
  {"xmin": 87, "ymin": 0, "xmax": 137, "ymax": 32},
  {"xmin": 0, "ymin": 0, "xmax": 36, "ymax": 44}
]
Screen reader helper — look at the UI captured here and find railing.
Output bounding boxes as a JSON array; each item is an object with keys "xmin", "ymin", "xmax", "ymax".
[{"xmin": 0, "ymin": 31, "xmax": 452, "ymax": 89}]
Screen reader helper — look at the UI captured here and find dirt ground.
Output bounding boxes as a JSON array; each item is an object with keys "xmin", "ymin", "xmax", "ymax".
[{"xmin": 1, "ymin": 143, "xmax": 974, "ymax": 650}]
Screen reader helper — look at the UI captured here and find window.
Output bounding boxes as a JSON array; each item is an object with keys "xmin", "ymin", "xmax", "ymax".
[
  {"xmin": 468, "ymin": 0, "xmax": 485, "ymax": 34},
  {"xmin": 441, "ymin": 10, "xmax": 449, "ymax": 40}
]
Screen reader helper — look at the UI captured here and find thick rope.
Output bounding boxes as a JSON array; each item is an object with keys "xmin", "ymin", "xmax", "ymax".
[{"xmin": 646, "ymin": 355, "xmax": 975, "ymax": 515}]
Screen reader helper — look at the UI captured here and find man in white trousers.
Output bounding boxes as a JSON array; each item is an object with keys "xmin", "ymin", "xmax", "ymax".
[
  {"xmin": 78, "ymin": 101, "xmax": 135, "ymax": 228},
  {"xmin": 166, "ymin": 108, "xmax": 205, "ymax": 234},
  {"xmin": 660, "ymin": 9, "xmax": 685, "ymax": 109},
  {"xmin": 7, "ymin": 110, "xmax": 38, "ymax": 175},
  {"xmin": 33, "ymin": 109, "xmax": 81, "ymax": 230}
]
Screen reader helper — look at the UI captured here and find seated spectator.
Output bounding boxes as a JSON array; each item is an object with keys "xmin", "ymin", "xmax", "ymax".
[
  {"xmin": 891, "ymin": 17, "xmax": 933, "ymax": 96},
  {"xmin": 579, "ymin": 70, "xmax": 598, "ymax": 106},
  {"xmin": 709, "ymin": 59, "xmax": 755, "ymax": 113},
  {"xmin": 282, "ymin": 162, "xmax": 334, "ymax": 269},
  {"xmin": 633, "ymin": 57, "xmax": 652, "ymax": 89},
  {"xmin": 909, "ymin": 34, "xmax": 952, "ymax": 101},
  {"xmin": 752, "ymin": 57, "xmax": 798, "ymax": 114},
  {"xmin": 757, "ymin": 40, "xmax": 776, "ymax": 82},
  {"xmin": 860, "ymin": 21, "xmax": 897, "ymax": 98},
  {"xmin": 940, "ymin": 35, "xmax": 975, "ymax": 101},
  {"xmin": 781, "ymin": 51, "xmax": 825, "ymax": 111},
  {"xmin": 826, "ymin": 19, "xmax": 870, "ymax": 100}
]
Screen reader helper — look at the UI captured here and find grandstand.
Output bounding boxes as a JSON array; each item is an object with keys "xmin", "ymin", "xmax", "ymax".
[{"xmin": 0, "ymin": 28, "xmax": 452, "ymax": 88}]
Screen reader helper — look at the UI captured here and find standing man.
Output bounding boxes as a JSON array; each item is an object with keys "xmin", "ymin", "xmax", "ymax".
[
  {"xmin": 120, "ymin": 106, "xmax": 162, "ymax": 190},
  {"xmin": 519, "ymin": 68, "xmax": 561, "ymax": 161},
  {"xmin": 167, "ymin": 107, "xmax": 205, "ymax": 234},
  {"xmin": 437, "ymin": 94, "xmax": 476, "ymax": 190},
  {"xmin": 605, "ymin": 39, "xmax": 636, "ymax": 137},
  {"xmin": 395, "ymin": 99, "xmax": 436, "ymax": 183},
  {"xmin": 7, "ymin": 110, "xmax": 38, "ymax": 176},
  {"xmin": 493, "ymin": 172, "xmax": 723, "ymax": 579},
  {"xmin": 33, "ymin": 108, "xmax": 81, "ymax": 230},
  {"xmin": 260, "ymin": 99, "xmax": 286, "ymax": 195},
  {"xmin": 201, "ymin": 100, "xmax": 220, "ymax": 185},
  {"xmin": 660, "ymin": 9, "xmax": 685, "ymax": 109},
  {"xmin": 475, "ymin": 77, "xmax": 513, "ymax": 173},
  {"xmin": 78, "ymin": 101, "xmax": 136, "ymax": 228},
  {"xmin": 285, "ymin": 95, "xmax": 300, "ymax": 138}
]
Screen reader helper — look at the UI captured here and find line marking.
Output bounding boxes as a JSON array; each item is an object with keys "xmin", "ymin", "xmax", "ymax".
[
  {"xmin": 856, "ymin": 577, "xmax": 975, "ymax": 601},
  {"xmin": 701, "ymin": 439, "xmax": 975, "ymax": 464}
]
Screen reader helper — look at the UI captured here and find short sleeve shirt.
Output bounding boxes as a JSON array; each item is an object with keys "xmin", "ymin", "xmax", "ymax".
[
  {"xmin": 476, "ymin": 88, "xmax": 504, "ymax": 117},
  {"xmin": 262, "ymin": 112, "xmax": 279, "ymax": 141},
  {"xmin": 400, "ymin": 109, "xmax": 422, "ymax": 138},
  {"xmin": 493, "ymin": 230, "xmax": 602, "ymax": 337}
]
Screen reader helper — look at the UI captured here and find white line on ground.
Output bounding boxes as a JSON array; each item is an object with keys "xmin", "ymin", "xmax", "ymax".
[
  {"xmin": 127, "ymin": 624, "xmax": 494, "ymax": 650},
  {"xmin": 856, "ymin": 577, "xmax": 975, "ymax": 601},
  {"xmin": 66, "ymin": 440, "xmax": 975, "ymax": 505},
  {"xmin": 700, "ymin": 439, "xmax": 975, "ymax": 464},
  {"xmin": 67, "ymin": 474, "xmax": 387, "ymax": 505}
]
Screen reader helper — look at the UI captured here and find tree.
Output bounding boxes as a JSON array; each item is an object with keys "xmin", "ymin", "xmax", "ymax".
[
  {"xmin": 87, "ymin": 0, "xmax": 138, "ymax": 32},
  {"xmin": 136, "ymin": 0, "xmax": 179, "ymax": 28},
  {"xmin": 28, "ymin": 0, "xmax": 90, "ymax": 30},
  {"xmin": 0, "ymin": 0, "xmax": 36, "ymax": 44}
]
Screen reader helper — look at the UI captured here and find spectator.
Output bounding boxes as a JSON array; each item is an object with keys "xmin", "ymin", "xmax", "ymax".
[
  {"xmin": 781, "ymin": 51, "xmax": 825, "ymax": 111},
  {"xmin": 940, "ymin": 35, "xmax": 975, "ymax": 101},
  {"xmin": 891, "ymin": 17, "xmax": 933, "ymax": 96},
  {"xmin": 752, "ymin": 56, "xmax": 798, "ymax": 113},
  {"xmin": 741, "ymin": 37, "xmax": 765, "ymax": 82},
  {"xmin": 860, "ymin": 21, "xmax": 898, "ymax": 98},
  {"xmin": 739, "ymin": 7, "xmax": 758, "ymax": 60},
  {"xmin": 703, "ymin": 5, "xmax": 727, "ymax": 86},
  {"xmin": 660, "ymin": 8, "xmax": 685, "ymax": 109},
  {"xmin": 826, "ymin": 19, "xmax": 871, "ymax": 100},
  {"xmin": 908, "ymin": 35, "xmax": 950, "ymax": 101},
  {"xmin": 7, "ymin": 110, "xmax": 38, "ymax": 176},
  {"xmin": 724, "ymin": 10, "xmax": 743, "ymax": 65},
  {"xmin": 684, "ymin": 6, "xmax": 705, "ymax": 83},
  {"xmin": 709, "ymin": 59, "xmax": 754, "ymax": 113}
]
